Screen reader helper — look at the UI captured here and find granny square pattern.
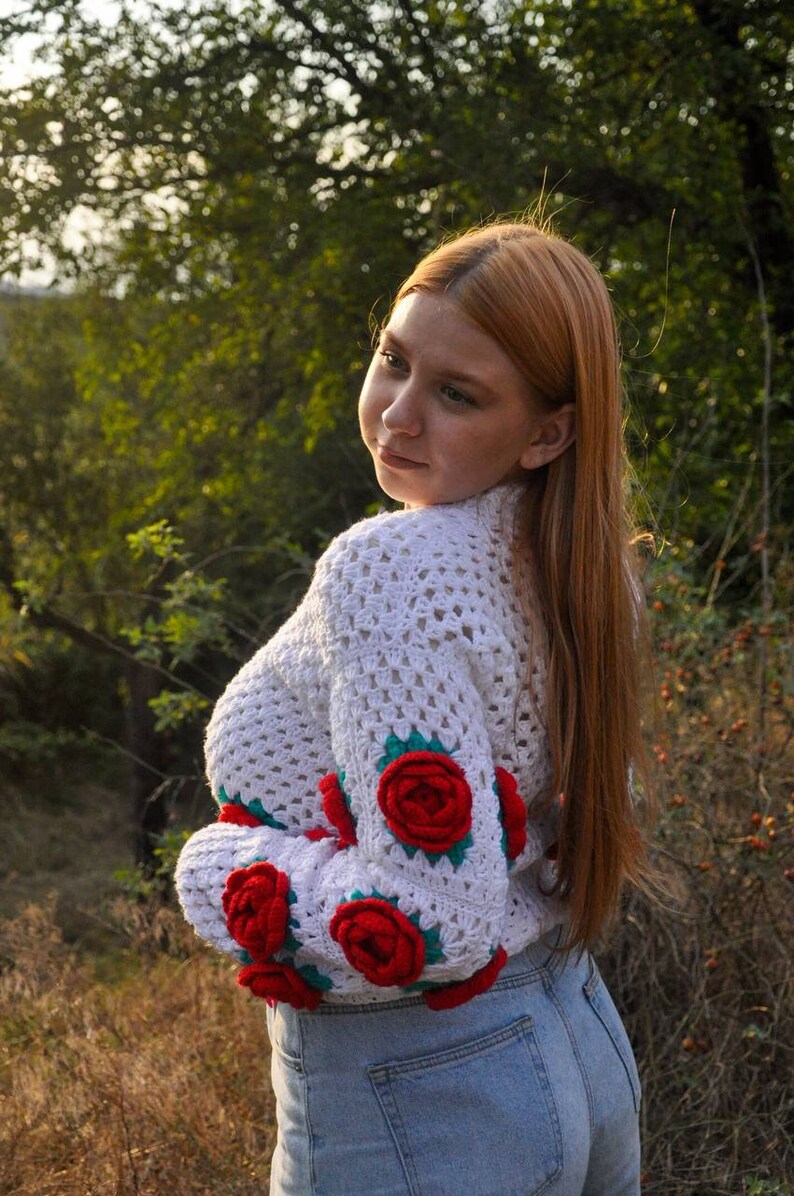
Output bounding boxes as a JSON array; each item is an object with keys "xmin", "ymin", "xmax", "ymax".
[{"xmin": 175, "ymin": 485, "xmax": 563, "ymax": 1006}]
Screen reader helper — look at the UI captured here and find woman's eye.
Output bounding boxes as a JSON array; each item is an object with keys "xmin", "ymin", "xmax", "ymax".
[
  {"xmin": 379, "ymin": 348, "xmax": 405, "ymax": 370},
  {"xmin": 441, "ymin": 384, "xmax": 476, "ymax": 407}
]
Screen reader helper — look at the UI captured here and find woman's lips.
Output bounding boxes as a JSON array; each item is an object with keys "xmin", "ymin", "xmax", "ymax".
[{"xmin": 376, "ymin": 445, "xmax": 426, "ymax": 469}]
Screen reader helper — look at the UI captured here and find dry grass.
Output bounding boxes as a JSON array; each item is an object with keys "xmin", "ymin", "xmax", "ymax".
[
  {"xmin": 0, "ymin": 900, "xmax": 276, "ymax": 1195},
  {"xmin": 0, "ymin": 782, "xmax": 134, "ymax": 944},
  {"xmin": 605, "ymin": 873, "xmax": 793, "ymax": 1195},
  {"xmin": 599, "ymin": 600, "xmax": 794, "ymax": 1195}
]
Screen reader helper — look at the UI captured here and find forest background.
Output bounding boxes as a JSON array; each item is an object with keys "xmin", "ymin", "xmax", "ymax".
[{"xmin": 0, "ymin": 1, "xmax": 792, "ymax": 1193}]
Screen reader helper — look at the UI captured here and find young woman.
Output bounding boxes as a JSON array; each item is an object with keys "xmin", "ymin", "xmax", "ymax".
[{"xmin": 175, "ymin": 220, "xmax": 651, "ymax": 1196}]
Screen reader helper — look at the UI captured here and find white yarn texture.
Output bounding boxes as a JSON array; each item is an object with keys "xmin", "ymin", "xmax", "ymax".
[{"xmin": 175, "ymin": 484, "xmax": 563, "ymax": 1003}]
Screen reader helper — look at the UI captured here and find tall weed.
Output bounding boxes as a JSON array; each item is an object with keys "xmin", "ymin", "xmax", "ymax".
[{"xmin": 600, "ymin": 563, "xmax": 793, "ymax": 1194}]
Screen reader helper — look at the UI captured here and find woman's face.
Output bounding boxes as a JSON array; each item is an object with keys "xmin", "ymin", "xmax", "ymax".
[{"xmin": 358, "ymin": 290, "xmax": 571, "ymax": 508}]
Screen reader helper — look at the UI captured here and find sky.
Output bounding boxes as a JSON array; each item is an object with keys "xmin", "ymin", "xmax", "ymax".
[
  {"xmin": 0, "ymin": 0, "xmax": 121, "ymax": 89},
  {"xmin": 0, "ymin": 0, "xmax": 236, "ymax": 288},
  {"xmin": 0, "ymin": 0, "xmax": 121, "ymax": 287}
]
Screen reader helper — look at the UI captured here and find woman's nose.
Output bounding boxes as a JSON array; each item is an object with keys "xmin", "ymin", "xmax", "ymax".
[{"xmin": 381, "ymin": 386, "xmax": 422, "ymax": 436}]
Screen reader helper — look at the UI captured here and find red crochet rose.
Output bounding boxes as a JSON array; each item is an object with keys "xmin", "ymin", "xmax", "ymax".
[
  {"xmin": 377, "ymin": 751, "xmax": 472, "ymax": 853},
  {"xmin": 329, "ymin": 897, "xmax": 425, "ymax": 987},
  {"xmin": 237, "ymin": 961, "xmax": 324, "ymax": 1010},
  {"xmin": 318, "ymin": 772, "xmax": 357, "ymax": 848},
  {"xmin": 494, "ymin": 767, "xmax": 527, "ymax": 861},
  {"xmin": 222, "ymin": 862, "xmax": 290, "ymax": 960},
  {"xmin": 424, "ymin": 946, "xmax": 508, "ymax": 1011},
  {"xmin": 218, "ymin": 802, "xmax": 261, "ymax": 827}
]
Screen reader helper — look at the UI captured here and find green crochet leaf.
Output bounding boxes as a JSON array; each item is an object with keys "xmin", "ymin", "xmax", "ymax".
[
  {"xmin": 492, "ymin": 777, "xmax": 510, "ymax": 859},
  {"xmin": 296, "ymin": 963, "xmax": 333, "ymax": 991},
  {"xmin": 349, "ymin": 888, "xmax": 390, "ymax": 904},
  {"xmin": 377, "ymin": 731, "xmax": 454, "ymax": 772},
  {"xmin": 442, "ymin": 833, "xmax": 472, "ymax": 868},
  {"xmin": 390, "ymin": 831, "xmax": 472, "ymax": 869},
  {"xmin": 281, "ymin": 912, "xmax": 302, "ymax": 954},
  {"xmin": 416, "ymin": 921, "xmax": 444, "ymax": 966},
  {"xmin": 216, "ymin": 785, "xmax": 288, "ymax": 831},
  {"xmin": 337, "ymin": 769, "xmax": 353, "ymax": 810}
]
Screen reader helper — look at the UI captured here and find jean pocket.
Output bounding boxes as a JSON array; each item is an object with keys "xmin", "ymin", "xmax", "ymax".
[
  {"xmin": 583, "ymin": 964, "xmax": 642, "ymax": 1113},
  {"xmin": 266, "ymin": 1004, "xmax": 304, "ymax": 1074},
  {"xmin": 368, "ymin": 1015, "xmax": 563, "ymax": 1196}
]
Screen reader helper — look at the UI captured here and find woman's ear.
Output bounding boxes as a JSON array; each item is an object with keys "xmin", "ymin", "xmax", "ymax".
[{"xmin": 519, "ymin": 403, "xmax": 576, "ymax": 471}]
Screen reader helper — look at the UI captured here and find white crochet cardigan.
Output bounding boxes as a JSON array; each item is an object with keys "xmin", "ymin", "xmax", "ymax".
[{"xmin": 175, "ymin": 484, "xmax": 563, "ymax": 1007}]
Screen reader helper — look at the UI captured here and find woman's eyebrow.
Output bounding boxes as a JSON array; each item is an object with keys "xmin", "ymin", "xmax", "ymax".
[{"xmin": 378, "ymin": 327, "xmax": 403, "ymax": 348}]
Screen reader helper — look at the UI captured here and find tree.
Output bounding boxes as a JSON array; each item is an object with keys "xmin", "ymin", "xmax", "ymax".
[
  {"xmin": 0, "ymin": 0, "xmax": 791, "ymax": 859},
  {"xmin": 0, "ymin": 282, "xmax": 375, "ymax": 865}
]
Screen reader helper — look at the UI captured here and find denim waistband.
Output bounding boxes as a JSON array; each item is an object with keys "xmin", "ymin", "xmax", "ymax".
[
  {"xmin": 498, "ymin": 925, "xmax": 588, "ymax": 983},
  {"xmin": 313, "ymin": 925, "xmax": 583, "ymax": 1016}
]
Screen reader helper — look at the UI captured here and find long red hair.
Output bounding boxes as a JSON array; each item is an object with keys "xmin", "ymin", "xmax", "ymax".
[{"xmin": 396, "ymin": 221, "xmax": 652, "ymax": 950}]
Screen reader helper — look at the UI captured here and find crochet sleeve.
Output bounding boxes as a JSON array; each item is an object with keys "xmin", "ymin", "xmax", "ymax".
[{"xmin": 175, "ymin": 515, "xmax": 525, "ymax": 1009}]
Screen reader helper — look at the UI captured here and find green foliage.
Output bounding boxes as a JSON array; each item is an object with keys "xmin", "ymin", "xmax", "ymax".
[
  {"xmin": 146, "ymin": 689, "xmax": 210, "ymax": 733},
  {"xmin": 0, "ymin": 611, "xmax": 33, "ymax": 718},
  {"xmin": 0, "ymin": 2, "xmax": 790, "ymax": 864},
  {"xmin": 744, "ymin": 1180, "xmax": 792, "ymax": 1195},
  {"xmin": 121, "ymin": 520, "xmax": 232, "ymax": 671},
  {"xmin": 0, "ymin": 0, "xmax": 790, "ymax": 561},
  {"xmin": 0, "ymin": 718, "xmax": 82, "ymax": 768},
  {"xmin": 113, "ymin": 828, "xmax": 192, "ymax": 901},
  {"xmin": 126, "ymin": 521, "xmax": 185, "ymax": 564},
  {"xmin": 0, "ymin": 590, "xmax": 120, "ymax": 776}
]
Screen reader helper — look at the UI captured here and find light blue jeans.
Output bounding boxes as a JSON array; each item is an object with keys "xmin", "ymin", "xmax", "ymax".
[{"xmin": 265, "ymin": 933, "xmax": 641, "ymax": 1195}]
